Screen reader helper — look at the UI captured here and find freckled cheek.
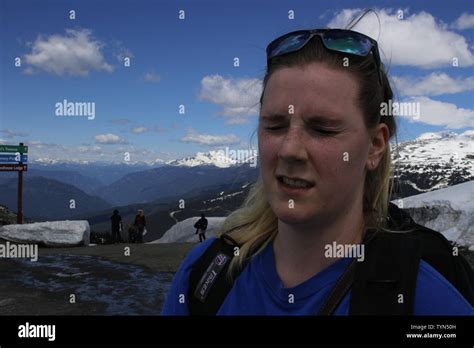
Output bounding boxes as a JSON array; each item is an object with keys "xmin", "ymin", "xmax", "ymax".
[
  {"xmin": 258, "ymin": 133, "xmax": 280, "ymax": 168},
  {"xmin": 306, "ymin": 142, "xmax": 340, "ymax": 171},
  {"xmin": 317, "ymin": 144, "xmax": 366, "ymax": 185},
  {"xmin": 307, "ymin": 143, "xmax": 359, "ymax": 183}
]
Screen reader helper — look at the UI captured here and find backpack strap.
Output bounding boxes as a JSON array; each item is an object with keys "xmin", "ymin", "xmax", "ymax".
[
  {"xmin": 349, "ymin": 230, "xmax": 422, "ymax": 315},
  {"xmin": 318, "ymin": 228, "xmax": 379, "ymax": 315},
  {"xmin": 188, "ymin": 235, "xmax": 240, "ymax": 315},
  {"xmin": 318, "ymin": 259, "xmax": 357, "ymax": 315}
]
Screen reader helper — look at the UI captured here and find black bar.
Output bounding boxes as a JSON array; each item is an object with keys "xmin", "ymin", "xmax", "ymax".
[{"xmin": 0, "ymin": 316, "xmax": 472, "ymax": 345}]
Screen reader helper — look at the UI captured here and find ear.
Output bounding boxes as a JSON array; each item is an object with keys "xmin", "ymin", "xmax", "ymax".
[{"xmin": 367, "ymin": 123, "xmax": 390, "ymax": 171}]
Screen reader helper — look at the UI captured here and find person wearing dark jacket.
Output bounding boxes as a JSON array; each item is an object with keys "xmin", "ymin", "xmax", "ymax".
[
  {"xmin": 110, "ymin": 209, "xmax": 123, "ymax": 243},
  {"xmin": 194, "ymin": 213, "xmax": 208, "ymax": 242},
  {"xmin": 134, "ymin": 209, "xmax": 146, "ymax": 243}
]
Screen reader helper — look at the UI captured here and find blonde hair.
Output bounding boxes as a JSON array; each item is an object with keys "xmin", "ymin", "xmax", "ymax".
[{"xmin": 215, "ymin": 33, "xmax": 399, "ymax": 280}]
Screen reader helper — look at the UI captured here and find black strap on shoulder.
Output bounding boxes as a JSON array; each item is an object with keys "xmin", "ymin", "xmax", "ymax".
[
  {"xmin": 318, "ymin": 259, "xmax": 357, "ymax": 315},
  {"xmin": 188, "ymin": 235, "xmax": 239, "ymax": 315},
  {"xmin": 349, "ymin": 230, "xmax": 421, "ymax": 315},
  {"xmin": 318, "ymin": 228, "xmax": 379, "ymax": 315}
]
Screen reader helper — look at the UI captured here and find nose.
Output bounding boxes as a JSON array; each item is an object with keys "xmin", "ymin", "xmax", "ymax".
[{"xmin": 278, "ymin": 125, "xmax": 308, "ymax": 163}]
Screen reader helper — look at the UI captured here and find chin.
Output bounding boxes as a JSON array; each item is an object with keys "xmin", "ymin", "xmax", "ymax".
[{"xmin": 271, "ymin": 202, "xmax": 318, "ymax": 225}]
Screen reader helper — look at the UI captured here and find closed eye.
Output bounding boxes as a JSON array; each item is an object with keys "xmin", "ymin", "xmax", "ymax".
[
  {"xmin": 264, "ymin": 125, "xmax": 337, "ymax": 136},
  {"xmin": 264, "ymin": 126, "xmax": 286, "ymax": 130},
  {"xmin": 264, "ymin": 125, "xmax": 338, "ymax": 136},
  {"xmin": 311, "ymin": 128, "xmax": 337, "ymax": 135}
]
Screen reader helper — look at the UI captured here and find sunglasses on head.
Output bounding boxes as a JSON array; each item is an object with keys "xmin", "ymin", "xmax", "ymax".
[{"xmin": 266, "ymin": 28, "xmax": 383, "ymax": 84}]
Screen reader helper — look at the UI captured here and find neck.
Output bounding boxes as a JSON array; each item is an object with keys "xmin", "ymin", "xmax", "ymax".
[{"xmin": 273, "ymin": 203, "xmax": 365, "ymax": 288}]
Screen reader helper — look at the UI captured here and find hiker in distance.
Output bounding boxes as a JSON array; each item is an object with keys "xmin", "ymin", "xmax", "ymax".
[
  {"xmin": 162, "ymin": 13, "xmax": 473, "ymax": 315},
  {"xmin": 110, "ymin": 209, "xmax": 123, "ymax": 243},
  {"xmin": 194, "ymin": 213, "xmax": 208, "ymax": 243},
  {"xmin": 133, "ymin": 209, "xmax": 147, "ymax": 243}
]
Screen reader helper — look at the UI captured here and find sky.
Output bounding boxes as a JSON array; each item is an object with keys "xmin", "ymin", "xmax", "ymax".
[{"xmin": 0, "ymin": 0, "xmax": 473, "ymax": 164}]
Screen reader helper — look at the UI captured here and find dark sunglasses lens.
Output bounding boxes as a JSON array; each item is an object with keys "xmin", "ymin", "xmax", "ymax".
[
  {"xmin": 268, "ymin": 32, "xmax": 311, "ymax": 58},
  {"xmin": 322, "ymin": 31, "xmax": 373, "ymax": 56}
]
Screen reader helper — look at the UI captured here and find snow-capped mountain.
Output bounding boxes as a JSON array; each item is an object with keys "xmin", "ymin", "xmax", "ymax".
[
  {"xmin": 32, "ymin": 157, "xmax": 165, "ymax": 166},
  {"xmin": 165, "ymin": 150, "xmax": 241, "ymax": 168},
  {"xmin": 391, "ymin": 130, "xmax": 473, "ymax": 197},
  {"xmin": 33, "ymin": 158, "xmax": 91, "ymax": 165}
]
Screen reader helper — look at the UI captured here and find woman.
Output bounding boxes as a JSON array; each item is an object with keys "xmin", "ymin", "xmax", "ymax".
[{"xmin": 162, "ymin": 27, "xmax": 473, "ymax": 315}]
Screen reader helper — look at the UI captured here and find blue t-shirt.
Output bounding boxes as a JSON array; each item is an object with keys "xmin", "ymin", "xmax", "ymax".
[{"xmin": 162, "ymin": 237, "xmax": 473, "ymax": 315}]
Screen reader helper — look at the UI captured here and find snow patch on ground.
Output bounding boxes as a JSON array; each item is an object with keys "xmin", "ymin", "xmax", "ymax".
[
  {"xmin": 149, "ymin": 216, "xmax": 226, "ymax": 243},
  {"xmin": 0, "ymin": 220, "xmax": 90, "ymax": 247},
  {"xmin": 394, "ymin": 181, "xmax": 473, "ymax": 248}
]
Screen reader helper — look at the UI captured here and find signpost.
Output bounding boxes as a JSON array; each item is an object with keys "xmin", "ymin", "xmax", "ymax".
[{"xmin": 0, "ymin": 143, "xmax": 28, "ymax": 223}]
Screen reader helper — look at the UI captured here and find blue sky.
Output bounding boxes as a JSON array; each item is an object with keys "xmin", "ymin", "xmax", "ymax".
[{"xmin": 0, "ymin": 0, "xmax": 473, "ymax": 164}]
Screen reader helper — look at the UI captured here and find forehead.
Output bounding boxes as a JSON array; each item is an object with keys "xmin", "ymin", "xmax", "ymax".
[{"xmin": 261, "ymin": 63, "xmax": 360, "ymax": 119}]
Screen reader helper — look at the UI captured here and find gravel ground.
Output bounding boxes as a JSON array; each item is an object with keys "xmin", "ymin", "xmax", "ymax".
[{"xmin": 0, "ymin": 242, "xmax": 195, "ymax": 315}]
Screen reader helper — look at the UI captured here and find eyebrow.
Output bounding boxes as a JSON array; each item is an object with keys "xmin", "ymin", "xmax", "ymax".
[{"xmin": 260, "ymin": 113, "xmax": 344, "ymax": 127}]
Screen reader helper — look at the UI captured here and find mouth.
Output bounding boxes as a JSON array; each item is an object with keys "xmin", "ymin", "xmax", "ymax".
[{"xmin": 276, "ymin": 174, "xmax": 315, "ymax": 192}]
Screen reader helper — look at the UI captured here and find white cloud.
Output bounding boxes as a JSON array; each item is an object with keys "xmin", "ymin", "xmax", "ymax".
[
  {"xmin": 77, "ymin": 145, "xmax": 102, "ymax": 153},
  {"xmin": 28, "ymin": 141, "xmax": 67, "ymax": 150},
  {"xmin": 0, "ymin": 129, "xmax": 29, "ymax": 138},
  {"xmin": 95, "ymin": 133, "xmax": 128, "ymax": 144},
  {"xmin": 409, "ymin": 97, "xmax": 474, "ymax": 128},
  {"xmin": 198, "ymin": 75, "xmax": 263, "ymax": 124},
  {"xmin": 179, "ymin": 128, "xmax": 241, "ymax": 146},
  {"xmin": 22, "ymin": 67, "xmax": 35, "ymax": 75},
  {"xmin": 392, "ymin": 73, "xmax": 474, "ymax": 96},
  {"xmin": 29, "ymin": 140, "xmax": 44, "ymax": 146},
  {"xmin": 144, "ymin": 72, "xmax": 161, "ymax": 82},
  {"xmin": 24, "ymin": 29, "xmax": 113, "ymax": 76},
  {"xmin": 452, "ymin": 13, "xmax": 474, "ymax": 30},
  {"xmin": 327, "ymin": 9, "xmax": 474, "ymax": 68},
  {"xmin": 131, "ymin": 127, "xmax": 148, "ymax": 134}
]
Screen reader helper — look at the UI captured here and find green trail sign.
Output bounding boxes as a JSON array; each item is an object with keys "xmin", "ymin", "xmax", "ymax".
[{"xmin": 0, "ymin": 144, "xmax": 28, "ymax": 153}]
